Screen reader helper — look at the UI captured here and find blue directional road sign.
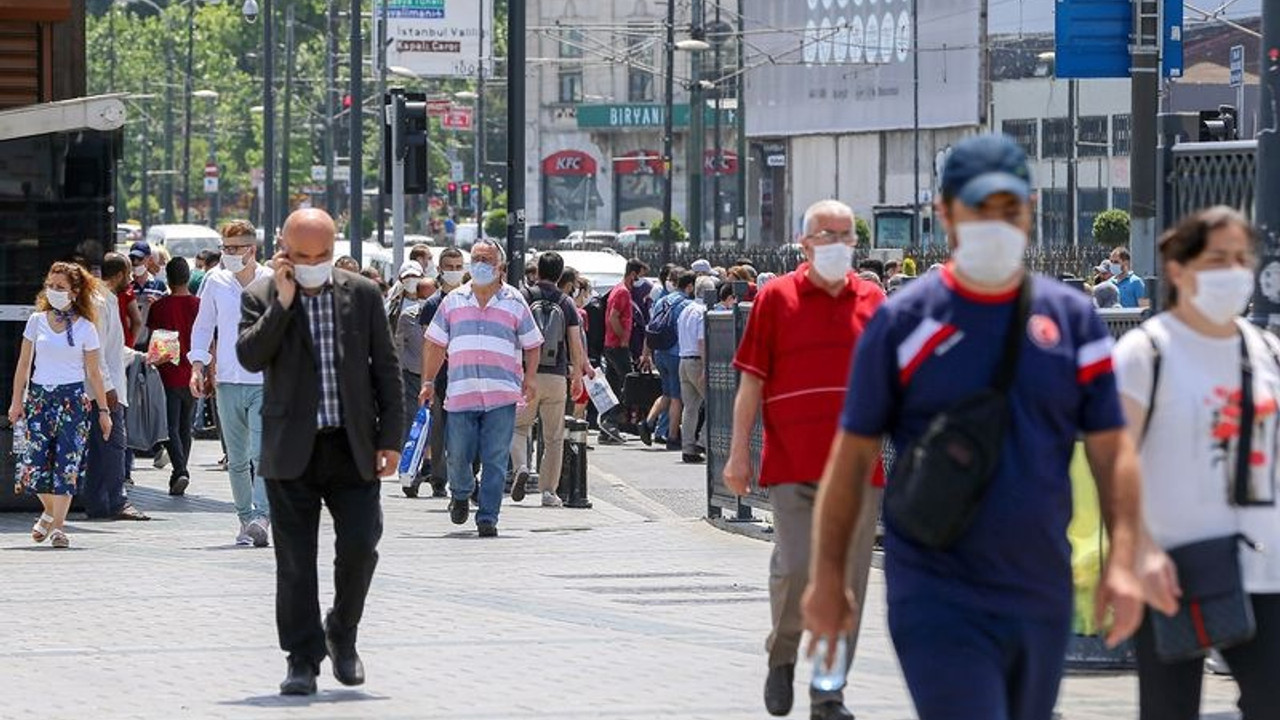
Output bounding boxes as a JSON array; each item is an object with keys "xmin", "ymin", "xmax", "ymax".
[
  {"xmin": 1055, "ymin": 0, "xmax": 1183, "ymax": 79},
  {"xmin": 1162, "ymin": 0, "xmax": 1184, "ymax": 78},
  {"xmin": 1230, "ymin": 45, "xmax": 1245, "ymax": 87}
]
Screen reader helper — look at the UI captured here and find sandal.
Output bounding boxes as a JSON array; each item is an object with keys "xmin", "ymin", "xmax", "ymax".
[
  {"xmin": 31, "ymin": 513, "xmax": 53, "ymax": 543},
  {"xmin": 115, "ymin": 504, "xmax": 150, "ymax": 521},
  {"xmin": 49, "ymin": 529, "xmax": 69, "ymax": 549}
]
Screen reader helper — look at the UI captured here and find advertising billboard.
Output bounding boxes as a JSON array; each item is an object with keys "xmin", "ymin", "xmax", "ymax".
[
  {"xmin": 744, "ymin": 0, "xmax": 982, "ymax": 136},
  {"xmin": 374, "ymin": 0, "xmax": 493, "ymax": 78}
]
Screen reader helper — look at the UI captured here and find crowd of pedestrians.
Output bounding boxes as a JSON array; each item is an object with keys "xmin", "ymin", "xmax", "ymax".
[{"xmin": 7, "ymin": 132, "xmax": 1278, "ymax": 714}]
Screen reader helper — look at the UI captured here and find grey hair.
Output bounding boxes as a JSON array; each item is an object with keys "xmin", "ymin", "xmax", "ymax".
[
  {"xmin": 694, "ymin": 276, "xmax": 718, "ymax": 297},
  {"xmin": 802, "ymin": 199, "xmax": 856, "ymax": 236},
  {"xmin": 471, "ymin": 239, "xmax": 506, "ymax": 265}
]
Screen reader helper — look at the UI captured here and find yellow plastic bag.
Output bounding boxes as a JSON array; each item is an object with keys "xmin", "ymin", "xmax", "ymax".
[{"xmin": 1067, "ymin": 442, "xmax": 1109, "ymax": 636}]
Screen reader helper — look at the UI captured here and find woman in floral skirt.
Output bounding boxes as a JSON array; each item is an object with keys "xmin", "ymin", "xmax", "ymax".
[{"xmin": 7, "ymin": 262, "xmax": 113, "ymax": 548}]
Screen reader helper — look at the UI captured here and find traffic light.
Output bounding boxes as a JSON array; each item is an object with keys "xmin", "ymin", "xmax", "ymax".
[
  {"xmin": 447, "ymin": 182, "xmax": 458, "ymax": 205},
  {"xmin": 1199, "ymin": 105, "xmax": 1239, "ymax": 142},
  {"xmin": 461, "ymin": 183, "xmax": 472, "ymax": 209},
  {"xmin": 383, "ymin": 89, "xmax": 429, "ymax": 194}
]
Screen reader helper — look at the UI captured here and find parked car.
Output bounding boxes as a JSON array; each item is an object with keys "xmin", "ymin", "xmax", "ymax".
[
  {"xmin": 144, "ymin": 224, "xmax": 222, "ymax": 263},
  {"xmin": 550, "ymin": 250, "xmax": 627, "ymax": 296},
  {"xmin": 333, "ymin": 240, "xmax": 396, "ymax": 283}
]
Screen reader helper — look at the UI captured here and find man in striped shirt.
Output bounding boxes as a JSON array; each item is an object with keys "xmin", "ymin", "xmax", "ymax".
[{"xmin": 420, "ymin": 240, "xmax": 542, "ymax": 538}]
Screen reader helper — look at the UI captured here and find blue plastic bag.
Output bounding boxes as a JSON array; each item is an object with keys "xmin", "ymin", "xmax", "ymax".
[{"xmin": 398, "ymin": 405, "xmax": 432, "ymax": 482}]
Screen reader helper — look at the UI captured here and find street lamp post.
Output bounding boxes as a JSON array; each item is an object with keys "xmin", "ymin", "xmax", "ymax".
[
  {"xmin": 281, "ymin": 4, "xmax": 295, "ymax": 229},
  {"xmin": 194, "ymin": 90, "xmax": 220, "ymax": 226},
  {"xmin": 182, "ymin": 0, "xmax": 195, "ymax": 222}
]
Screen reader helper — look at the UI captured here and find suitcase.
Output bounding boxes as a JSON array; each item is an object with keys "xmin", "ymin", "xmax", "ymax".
[{"xmin": 623, "ymin": 371, "xmax": 663, "ymax": 422}]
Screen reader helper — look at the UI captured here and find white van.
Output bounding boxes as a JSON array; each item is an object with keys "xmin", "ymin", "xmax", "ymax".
[{"xmin": 145, "ymin": 224, "xmax": 222, "ymax": 263}]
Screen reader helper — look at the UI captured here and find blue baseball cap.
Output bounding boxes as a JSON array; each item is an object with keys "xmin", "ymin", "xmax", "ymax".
[
  {"xmin": 940, "ymin": 134, "xmax": 1032, "ymax": 207},
  {"xmin": 128, "ymin": 240, "xmax": 151, "ymax": 259}
]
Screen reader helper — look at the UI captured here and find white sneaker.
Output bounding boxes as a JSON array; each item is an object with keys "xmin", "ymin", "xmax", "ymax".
[
  {"xmin": 235, "ymin": 522, "xmax": 253, "ymax": 546},
  {"xmin": 153, "ymin": 447, "xmax": 169, "ymax": 469},
  {"xmin": 246, "ymin": 517, "xmax": 270, "ymax": 548},
  {"xmin": 541, "ymin": 490, "xmax": 563, "ymax": 507}
]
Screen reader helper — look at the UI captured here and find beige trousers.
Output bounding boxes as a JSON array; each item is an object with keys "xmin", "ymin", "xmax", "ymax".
[
  {"xmin": 766, "ymin": 481, "xmax": 882, "ymax": 699},
  {"xmin": 510, "ymin": 373, "xmax": 568, "ymax": 492}
]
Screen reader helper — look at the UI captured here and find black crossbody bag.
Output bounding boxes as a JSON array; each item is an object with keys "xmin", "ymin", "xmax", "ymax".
[
  {"xmin": 884, "ymin": 279, "xmax": 1030, "ymax": 550},
  {"xmin": 1140, "ymin": 324, "xmax": 1268, "ymax": 663}
]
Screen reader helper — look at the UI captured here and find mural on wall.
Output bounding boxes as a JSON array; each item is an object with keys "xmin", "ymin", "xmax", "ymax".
[
  {"xmin": 541, "ymin": 150, "xmax": 603, "ymax": 228},
  {"xmin": 614, "ymin": 149, "xmax": 666, "ymax": 229}
]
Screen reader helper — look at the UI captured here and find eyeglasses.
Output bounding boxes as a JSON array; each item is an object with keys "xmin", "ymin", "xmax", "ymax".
[
  {"xmin": 220, "ymin": 244, "xmax": 255, "ymax": 255},
  {"xmin": 804, "ymin": 229, "xmax": 855, "ymax": 244}
]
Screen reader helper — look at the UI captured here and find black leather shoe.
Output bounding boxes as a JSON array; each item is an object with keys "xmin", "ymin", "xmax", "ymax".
[
  {"xmin": 764, "ymin": 663, "xmax": 795, "ymax": 716},
  {"xmin": 510, "ymin": 468, "xmax": 528, "ymax": 502},
  {"xmin": 325, "ymin": 627, "xmax": 365, "ymax": 687},
  {"xmin": 449, "ymin": 498, "xmax": 470, "ymax": 525},
  {"xmin": 279, "ymin": 657, "xmax": 319, "ymax": 696},
  {"xmin": 638, "ymin": 420, "xmax": 654, "ymax": 446},
  {"xmin": 682, "ymin": 453, "xmax": 706, "ymax": 464},
  {"xmin": 477, "ymin": 522, "xmax": 498, "ymax": 538},
  {"xmin": 811, "ymin": 700, "xmax": 854, "ymax": 720}
]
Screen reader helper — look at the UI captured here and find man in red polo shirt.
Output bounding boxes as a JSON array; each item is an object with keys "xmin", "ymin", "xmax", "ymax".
[{"xmin": 725, "ymin": 199, "xmax": 884, "ymax": 720}]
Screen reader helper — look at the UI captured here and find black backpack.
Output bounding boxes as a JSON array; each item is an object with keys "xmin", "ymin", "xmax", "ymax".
[{"xmin": 527, "ymin": 287, "xmax": 568, "ymax": 370}]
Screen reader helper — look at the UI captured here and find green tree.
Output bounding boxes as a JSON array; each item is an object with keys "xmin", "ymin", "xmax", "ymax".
[
  {"xmin": 652, "ymin": 217, "xmax": 689, "ymax": 243},
  {"xmin": 1092, "ymin": 209, "xmax": 1130, "ymax": 247},
  {"xmin": 483, "ymin": 209, "xmax": 507, "ymax": 239},
  {"xmin": 855, "ymin": 217, "xmax": 871, "ymax": 246}
]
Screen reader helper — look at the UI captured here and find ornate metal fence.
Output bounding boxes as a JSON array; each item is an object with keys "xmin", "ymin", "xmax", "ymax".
[{"xmin": 1167, "ymin": 140, "xmax": 1257, "ymax": 224}]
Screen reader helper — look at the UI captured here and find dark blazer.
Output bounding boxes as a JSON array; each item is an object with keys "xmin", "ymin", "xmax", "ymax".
[{"xmin": 236, "ymin": 268, "xmax": 404, "ymax": 481}]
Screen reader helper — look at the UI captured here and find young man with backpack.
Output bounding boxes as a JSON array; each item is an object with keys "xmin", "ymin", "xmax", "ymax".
[
  {"xmin": 509, "ymin": 251, "xmax": 588, "ymax": 507},
  {"xmin": 638, "ymin": 269, "xmax": 694, "ymax": 450}
]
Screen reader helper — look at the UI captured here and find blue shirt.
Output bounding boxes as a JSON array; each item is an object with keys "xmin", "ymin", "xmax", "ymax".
[
  {"xmin": 1112, "ymin": 273, "xmax": 1145, "ymax": 308},
  {"xmin": 840, "ymin": 267, "xmax": 1125, "ymax": 620}
]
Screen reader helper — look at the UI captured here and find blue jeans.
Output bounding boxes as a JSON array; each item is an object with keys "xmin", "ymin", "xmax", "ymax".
[
  {"xmin": 82, "ymin": 403, "xmax": 128, "ymax": 517},
  {"xmin": 446, "ymin": 404, "xmax": 516, "ymax": 526},
  {"xmin": 215, "ymin": 383, "xmax": 270, "ymax": 523}
]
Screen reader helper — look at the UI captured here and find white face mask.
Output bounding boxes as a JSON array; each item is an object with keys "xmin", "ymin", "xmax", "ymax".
[
  {"xmin": 132, "ymin": 264, "xmax": 148, "ymax": 278},
  {"xmin": 810, "ymin": 242, "xmax": 854, "ymax": 282},
  {"xmin": 1189, "ymin": 266, "xmax": 1254, "ymax": 326},
  {"xmin": 403, "ymin": 278, "xmax": 420, "ymax": 295},
  {"xmin": 441, "ymin": 269, "xmax": 465, "ymax": 287},
  {"xmin": 422, "ymin": 261, "xmax": 437, "ymax": 279},
  {"xmin": 221, "ymin": 253, "xmax": 246, "ymax": 273},
  {"xmin": 46, "ymin": 289, "xmax": 72, "ymax": 311},
  {"xmin": 665, "ymin": 281, "xmax": 677, "ymax": 293},
  {"xmin": 293, "ymin": 260, "xmax": 334, "ymax": 290},
  {"xmin": 952, "ymin": 221, "xmax": 1027, "ymax": 286}
]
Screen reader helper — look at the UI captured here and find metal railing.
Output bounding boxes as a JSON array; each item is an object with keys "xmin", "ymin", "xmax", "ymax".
[{"xmin": 1168, "ymin": 140, "xmax": 1257, "ymax": 223}]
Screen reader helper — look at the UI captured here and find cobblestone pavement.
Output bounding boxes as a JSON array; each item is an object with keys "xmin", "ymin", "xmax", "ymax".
[{"xmin": 0, "ymin": 437, "xmax": 1241, "ymax": 719}]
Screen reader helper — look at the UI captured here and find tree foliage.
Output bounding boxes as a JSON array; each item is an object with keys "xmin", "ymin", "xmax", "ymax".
[
  {"xmin": 483, "ymin": 209, "xmax": 507, "ymax": 239},
  {"xmin": 855, "ymin": 217, "xmax": 871, "ymax": 246},
  {"xmin": 1092, "ymin": 209, "xmax": 1130, "ymax": 247},
  {"xmin": 652, "ymin": 216, "xmax": 689, "ymax": 243}
]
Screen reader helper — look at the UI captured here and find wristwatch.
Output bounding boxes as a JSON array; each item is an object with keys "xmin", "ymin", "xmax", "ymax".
[{"xmin": 97, "ymin": 409, "xmax": 110, "ymax": 415}]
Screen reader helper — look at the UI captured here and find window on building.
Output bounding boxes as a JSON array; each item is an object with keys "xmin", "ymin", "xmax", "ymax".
[
  {"xmin": 1041, "ymin": 188, "xmax": 1069, "ymax": 244},
  {"xmin": 1001, "ymin": 119, "xmax": 1038, "ymax": 159},
  {"xmin": 1078, "ymin": 189, "xmax": 1109, "ymax": 242},
  {"xmin": 559, "ymin": 28, "xmax": 584, "ymax": 59},
  {"xmin": 558, "ymin": 71, "xmax": 583, "ymax": 104},
  {"xmin": 1042, "ymin": 118, "xmax": 1071, "ymax": 159},
  {"xmin": 1078, "ymin": 116, "xmax": 1109, "ymax": 157},
  {"xmin": 626, "ymin": 25, "xmax": 656, "ymax": 102},
  {"xmin": 1112, "ymin": 188, "xmax": 1131, "ymax": 211},
  {"xmin": 1113, "ymin": 114, "xmax": 1131, "ymax": 156}
]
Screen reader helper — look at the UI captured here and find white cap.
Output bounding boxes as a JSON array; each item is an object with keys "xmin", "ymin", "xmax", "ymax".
[
  {"xmin": 398, "ymin": 260, "xmax": 425, "ymax": 279},
  {"xmin": 691, "ymin": 259, "xmax": 712, "ymax": 274}
]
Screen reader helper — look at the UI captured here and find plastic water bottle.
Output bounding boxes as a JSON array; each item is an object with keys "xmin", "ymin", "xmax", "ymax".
[
  {"xmin": 811, "ymin": 636, "xmax": 848, "ymax": 693},
  {"xmin": 11, "ymin": 418, "xmax": 28, "ymax": 456}
]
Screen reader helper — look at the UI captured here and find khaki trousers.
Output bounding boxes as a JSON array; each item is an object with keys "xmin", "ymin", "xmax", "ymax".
[
  {"xmin": 766, "ymin": 481, "xmax": 882, "ymax": 701},
  {"xmin": 678, "ymin": 358, "xmax": 705, "ymax": 453},
  {"xmin": 510, "ymin": 373, "xmax": 568, "ymax": 492}
]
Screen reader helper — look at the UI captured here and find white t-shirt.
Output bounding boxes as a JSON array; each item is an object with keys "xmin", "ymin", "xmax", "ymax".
[
  {"xmin": 23, "ymin": 312, "xmax": 101, "ymax": 388},
  {"xmin": 1114, "ymin": 315, "xmax": 1280, "ymax": 593}
]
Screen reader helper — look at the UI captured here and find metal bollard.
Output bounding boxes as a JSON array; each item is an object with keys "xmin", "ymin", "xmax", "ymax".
[{"xmin": 558, "ymin": 417, "xmax": 592, "ymax": 509}]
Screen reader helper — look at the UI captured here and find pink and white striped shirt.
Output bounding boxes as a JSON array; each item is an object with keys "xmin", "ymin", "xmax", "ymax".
[{"xmin": 425, "ymin": 282, "xmax": 543, "ymax": 412}]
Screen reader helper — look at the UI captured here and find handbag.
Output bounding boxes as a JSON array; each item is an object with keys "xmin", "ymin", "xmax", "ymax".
[
  {"xmin": 1140, "ymin": 324, "xmax": 1267, "ymax": 662},
  {"xmin": 884, "ymin": 279, "xmax": 1030, "ymax": 550}
]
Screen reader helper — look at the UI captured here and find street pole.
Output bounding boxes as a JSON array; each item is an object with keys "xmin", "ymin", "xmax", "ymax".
[
  {"xmin": 350, "ymin": 0, "xmax": 364, "ymax": 267},
  {"xmin": 475, "ymin": 0, "xmax": 486, "ymax": 220},
  {"xmin": 1129, "ymin": 0, "xmax": 1160, "ymax": 277},
  {"xmin": 912, "ymin": 0, "xmax": 920, "ymax": 246},
  {"xmin": 281, "ymin": 4, "xmax": 295, "ymax": 231},
  {"xmin": 712, "ymin": 0, "xmax": 724, "ymax": 248},
  {"xmin": 182, "ymin": 0, "xmax": 195, "ymax": 223},
  {"xmin": 209, "ymin": 100, "xmax": 220, "ymax": 226},
  {"xmin": 376, "ymin": 0, "xmax": 389, "ymax": 247},
  {"xmin": 262, "ymin": 0, "xmax": 276, "ymax": 255},
  {"xmin": 687, "ymin": 0, "xmax": 705, "ymax": 249},
  {"xmin": 141, "ymin": 76, "xmax": 151, "ymax": 235},
  {"xmin": 506, "ymin": 0, "xmax": 526, "ymax": 283},
  {"xmin": 325, "ymin": 0, "xmax": 337, "ymax": 215},
  {"xmin": 734, "ymin": 0, "xmax": 746, "ymax": 245},
  {"xmin": 661, "ymin": 0, "xmax": 676, "ymax": 266},
  {"xmin": 164, "ymin": 34, "xmax": 175, "ymax": 223},
  {"xmin": 390, "ymin": 88, "xmax": 406, "ymax": 270},
  {"xmin": 1250, "ymin": 3, "xmax": 1280, "ymax": 329},
  {"xmin": 1067, "ymin": 78, "xmax": 1078, "ymax": 245}
]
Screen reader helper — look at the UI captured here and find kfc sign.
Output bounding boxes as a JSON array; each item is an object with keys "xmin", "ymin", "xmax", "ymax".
[{"xmin": 541, "ymin": 150, "xmax": 598, "ymax": 177}]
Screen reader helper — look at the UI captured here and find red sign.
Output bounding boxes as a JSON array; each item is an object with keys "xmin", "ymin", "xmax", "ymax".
[
  {"xmin": 541, "ymin": 150, "xmax": 598, "ymax": 177},
  {"xmin": 442, "ymin": 107, "xmax": 473, "ymax": 130},
  {"xmin": 204, "ymin": 162, "xmax": 219, "ymax": 178},
  {"xmin": 427, "ymin": 99, "xmax": 451, "ymax": 118},
  {"xmin": 703, "ymin": 150, "xmax": 738, "ymax": 175},
  {"xmin": 613, "ymin": 149, "xmax": 664, "ymax": 175}
]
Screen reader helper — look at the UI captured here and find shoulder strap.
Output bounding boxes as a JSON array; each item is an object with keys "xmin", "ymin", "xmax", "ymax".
[
  {"xmin": 1136, "ymin": 326, "xmax": 1162, "ymax": 445},
  {"xmin": 993, "ymin": 278, "xmax": 1032, "ymax": 393},
  {"xmin": 1235, "ymin": 323, "xmax": 1255, "ymax": 506}
]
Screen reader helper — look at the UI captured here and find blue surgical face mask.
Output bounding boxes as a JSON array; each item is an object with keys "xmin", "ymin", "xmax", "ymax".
[
  {"xmin": 470, "ymin": 261, "xmax": 498, "ymax": 286},
  {"xmin": 1109, "ymin": 262, "xmax": 1123, "ymax": 276}
]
